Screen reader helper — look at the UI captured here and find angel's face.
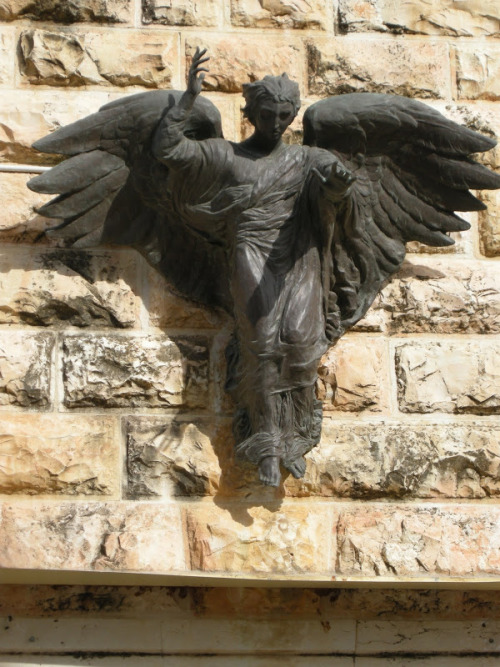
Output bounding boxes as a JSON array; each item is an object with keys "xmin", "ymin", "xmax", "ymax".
[{"xmin": 253, "ymin": 100, "xmax": 295, "ymax": 143}]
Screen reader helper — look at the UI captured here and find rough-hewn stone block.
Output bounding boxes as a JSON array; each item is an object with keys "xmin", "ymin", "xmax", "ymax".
[
  {"xmin": 289, "ymin": 421, "xmax": 500, "ymax": 499},
  {"xmin": 0, "ymin": 501, "xmax": 184, "ymax": 572},
  {"xmin": 335, "ymin": 504, "xmax": 500, "ymax": 577},
  {"xmin": 396, "ymin": 341, "xmax": 500, "ymax": 414},
  {"xmin": 19, "ymin": 29, "xmax": 178, "ymax": 88},
  {"xmin": 142, "ymin": 0, "xmax": 220, "ymax": 26},
  {"xmin": 0, "ymin": 248, "xmax": 141, "ymax": 328},
  {"xmin": 185, "ymin": 38, "xmax": 303, "ymax": 93},
  {"xmin": 0, "ymin": 90, "xmax": 112, "ymax": 164},
  {"xmin": 63, "ymin": 335, "xmax": 209, "ymax": 409},
  {"xmin": 338, "ymin": 0, "xmax": 500, "ymax": 37},
  {"xmin": 0, "ymin": 414, "xmax": 119, "ymax": 496},
  {"xmin": 374, "ymin": 258, "xmax": 500, "ymax": 334},
  {"xmin": 0, "ymin": 0, "xmax": 132, "ymax": 23},
  {"xmin": 0, "ymin": 172, "xmax": 53, "ymax": 242},
  {"xmin": 0, "ymin": 27, "xmax": 15, "ymax": 86},
  {"xmin": 126, "ymin": 416, "xmax": 223, "ymax": 497},
  {"xmin": 184, "ymin": 502, "xmax": 332, "ymax": 574},
  {"xmin": 456, "ymin": 44, "xmax": 500, "ymax": 100},
  {"xmin": 308, "ymin": 38, "xmax": 450, "ymax": 98},
  {"xmin": 231, "ymin": 0, "xmax": 328, "ymax": 29},
  {"xmin": 479, "ymin": 189, "xmax": 500, "ymax": 256},
  {"xmin": 317, "ymin": 338, "xmax": 389, "ymax": 412},
  {"xmin": 0, "ymin": 332, "xmax": 53, "ymax": 408}
]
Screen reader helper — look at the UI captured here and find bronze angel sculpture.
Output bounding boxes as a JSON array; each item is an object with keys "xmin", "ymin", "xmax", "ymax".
[{"xmin": 29, "ymin": 49, "xmax": 500, "ymax": 486}]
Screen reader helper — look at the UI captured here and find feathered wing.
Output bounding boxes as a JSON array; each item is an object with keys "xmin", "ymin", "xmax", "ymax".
[
  {"xmin": 28, "ymin": 90, "xmax": 231, "ymax": 310},
  {"xmin": 303, "ymin": 93, "xmax": 500, "ymax": 341}
]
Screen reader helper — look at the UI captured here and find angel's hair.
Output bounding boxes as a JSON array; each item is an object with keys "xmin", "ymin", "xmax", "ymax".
[{"xmin": 242, "ymin": 74, "xmax": 301, "ymax": 125}]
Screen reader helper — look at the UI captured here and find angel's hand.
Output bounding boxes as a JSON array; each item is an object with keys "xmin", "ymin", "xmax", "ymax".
[
  {"xmin": 313, "ymin": 160, "xmax": 356, "ymax": 201},
  {"xmin": 187, "ymin": 47, "xmax": 209, "ymax": 97}
]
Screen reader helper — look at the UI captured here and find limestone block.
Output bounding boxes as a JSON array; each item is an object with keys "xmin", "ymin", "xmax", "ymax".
[
  {"xmin": 0, "ymin": 0, "xmax": 132, "ymax": 22},
  {"xmin": 0, "ymin": 248, "xmax": 141, "ymax": 328},
  {"xmin": 0, "ymin": 658, "xmax": 355, "ymax": 667},
  {"xmin": 0, "ymin": 501, "xmax": 184, "ymax": 572},
  {"xmin": 479, "ymin": 189, "xmax": 500, "ymax": 256},
  {"xmin": 126, "ymin": 417, "xmax": 223, "ymax": 497},
  {"xmin": 19, "ymin": 29, "xmax": 177, "ymax": 88},
  {"xmin": 455, "ymin": 44, "xmax": 500, "ymax": 100},
  {"xmin": 338, "ymin": 0, "xmax": 500, "ymax": 37},
  {"xmin": 375, "ymin": 258, "xmax": 500, "ymax": 334},
  {"xmin": 0, "ymin": 172, "xmax": 54, "ymax": 242},
  {"xmin": 0, "ymin": 90, "xmax": 112, "ymax": 164},
  {"xmin": 0, "ymin": 27, "xmax": 15, "ymax": 85},
  {"xmin": 0, "ymin": 332, "xmax": 53, "ymax": 408},
  {"xmin": 143, "ymin": 0, "xmax": 220, "ymax": 26},
  {"xmin": 231, "ymin": 0, "xmax": 328, "ymax": 29},
  {"xmin": 316, "ymin": 338, "xmax": 389, "ymax": 412},
  {"xmin": 289, "ymin": 421, "xmax": 500, "ymax": 499},
  {"xmin": 185, "ymin": 38, "xmax": 303, "ymax": 93},
  {"xmin": 396, "ymin": 341, "xmax": 500, "ymax": 414},
  {"xmin": 335, "ymin": 504, "xmax": 500, "ymax": 577},
  {"xmin": 184, "ymin": 502, "xmax": 332, "ymax": 574},
  {"xmin": 308, "ymin": 38, "xmax": 450, "ymax": 98},
  {"xmin": 63, "ymin": 334, "xmax": 209, "ymax": 409},
  {"xmin": 0, "ymin": 414, "xmax": 119, "ymax": 496}
]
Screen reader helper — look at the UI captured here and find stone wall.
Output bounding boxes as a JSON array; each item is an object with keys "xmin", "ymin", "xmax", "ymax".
[{"xmin": 0, "ymin": 0, "xmax": 499, "ymax": 596}]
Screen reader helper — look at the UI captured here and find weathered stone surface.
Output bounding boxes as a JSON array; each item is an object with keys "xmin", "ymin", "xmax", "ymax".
[
  {"xmin": 0, "ymin": 248, "xmax": 141, "ymax": 328},
  {"xmin": 287, "ymin": 421, "xmax": 500, "ymax": 499},
  {"xmin": 0, "ymin": 27, "xmax": 15, "ymax": 85},
  {"xmin": 0, "ymin": 332, "xmax": 53, "ymax": 408},
  {"xmin": 185, "ymin": 38, "xmax": 303, "ymax": 93},
  {"xmin": 0, "ymin": 414, "xmax": 119, "ymax": 496},
  {"xmin": 0, "ymin": 172, "xmax": 54, "ymax": 242},
  {"xmin": 0, "ymin": 90, "xmax": 112, "ymax": 164},
  {"xmin": 308, "ymin": 38, "xmax": 450, "ymax": 98},
  {"xmin": 142, "ymin": 0, "xmax": 219, "ymax": 26},
  {"xmin": 479, "ymin": 189, "xmax": 500, "ymax": 256},
  {"xmin": 63, "ymin": 335, "xmax": 209, "ymax": 409},
  {"xmin": 317, "ymin": 338, "xmax": 389, "ymax": 412},
  {"xmin": 338, "ymin": 0, "xmax": 500, "ymax": 37},
  {"xmin": 396, "ymin": 342, "xmax": 500, "ymax": 414},
  {"xmin": 456, "ymin": 44, "xmax": 500, "ymax": 100},
  {"xmin": 231, "ymin": 0, "xmax": 327, "ymax": 29},
  {"xmin": 374, "ymin": 258, "xmax": 500, "ymax": 334},
  {"xmin": 0, "ymin": 0, "xmax": 132, "ymax": 22},
  {"xmin": 0, "ymin": 501, "xmax": 184, "ymax": 572},
  {"xmin": 20, "ymin": 29, "xmax": 177, "ymax": 88},
  {"xmin": 335, "ymin": 504, "xmax": 500, "ymax": 577},
  {"xmin": 184, "ymin": 502, "xmax": 331, "ymax": 573},
  {"xmin": 126, "ymin": 417, "xmax": 222, "ymax": 497}
]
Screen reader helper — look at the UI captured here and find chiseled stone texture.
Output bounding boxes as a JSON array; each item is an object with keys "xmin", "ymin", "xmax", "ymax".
[
  {"xmin": 335, "ymin": 504, "xmax": 500, "ymax": 577},
  {"xmin": 126, "ymin": 417, "xmax": 222, "ymax": 497},
  {"xmin": 308, "ymin": 38, "xmax": 450, "ymax": 98},
  {"xmin": 317, "ymin": 338, "xmax": 389, "ymax": 413},
  {"xmin": 0, "ymin": 414, "xmax": 119, "ymax": 496},
  {"xmin": 479, "ymin": 189, "xmax": 500, "ymax": 256},
  {"xmin": 288, "ymin": 421, "xmax": 500, "ymax": 499},
  {"xmin": 0, "ymin": 27, "xmax": 15, "ymax": 86},
  {"xmin": 374, "ymin": 258, "xmax": 500, "ymax": 334},
  {"xmin": 396, "ymin": 341, "xmax": 500, "ymax": 414},
  {"xmin": 231, "ymin": 0, "xmax": 328, "ymax": 29},
  {"xmin": 142, "ymin": 0, "xmax": 220, "ymax": 26},
  {"xmin": 184, "ymin": 502, "xmax": 331, "ymax": 574},
  {"xmin": 0, "ymin": 172, "xmax": 53, "ymax": 242},
  {"xmin": 0, "ymin": 332, "xmax": 53, "ymax": 408},
  {"xmin": 338, "ymin": 0, "xmax": 500, "ymax": 37},
  {"xmin": 0, "ymin": 0, "xmax": 132, "ymax": 22},
  {"xmin": 185, "ymin": 38, "xmax": 303, "ymax": 93},
  {"xmin": 19, "ymin": 29, "xmax": 177, "ymax": 88},
  {"xmin": 0, "ymin": 501, "xmax": 184, "ymax": 572},
  {"xmin": 455, "ymin": 44, "xmax": 500, "ymax": 101},
  {"xmin": 0, "ymin": 90, "xmax": 112, "ymax": 164},
  {"xmin": 0, "ymin": 249, "xmax": 140, "ymax": 328},
  {"xmin": 63, "ymin": 334, "xmax": 209, "ymax": 409}
]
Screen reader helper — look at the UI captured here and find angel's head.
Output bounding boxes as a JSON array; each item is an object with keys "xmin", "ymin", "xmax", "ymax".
[{"xmin": 242, "ymin": 74, "xmax": 300, "ymax": 142}]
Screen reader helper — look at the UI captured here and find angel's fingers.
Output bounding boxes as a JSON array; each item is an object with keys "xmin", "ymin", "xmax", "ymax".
[
  {"xmin": 195, "ymin": 67, "xmax": 209, "ymax": 74},
  {"xmin": 312, "ymin": 167, "xmax": 327, "ymax": 183},
  {"xmin": 196, "ymin": 56, "xmax": 210, "ymax": 65}
]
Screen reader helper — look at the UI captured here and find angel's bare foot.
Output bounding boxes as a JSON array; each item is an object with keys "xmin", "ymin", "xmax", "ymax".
[
  {"xmin": 259, "ymin": 456, "xmax": 281, "ymax": 487},
  {"xmin": 286, "ymin": 456, "xmax": 306, "ymax": 479}
]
